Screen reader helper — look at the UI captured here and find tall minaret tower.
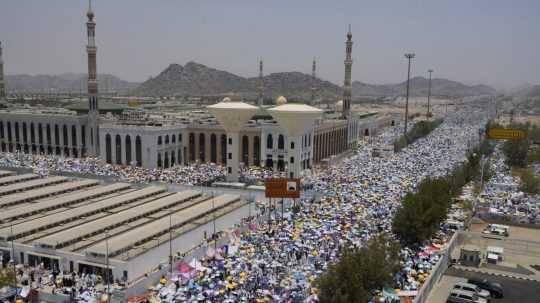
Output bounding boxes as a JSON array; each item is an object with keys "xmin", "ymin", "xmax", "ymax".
[
  {"xmin": 86, "ymin": 0, "xmax": 100, "ymax": 156},
  {"xmin": 0, "ymin": 41, "xmax": 6, "ymax": 100},
  {"xmin": 342, "ymin": 25, "xmax": 353, "ymax": 119},
  {"xmin": 257, "ymin": 58, "xmax": 264, "ymax": 106},
  {"xmin": 311, "ymin": 57, "xmax": 317, "ymax": 106}
]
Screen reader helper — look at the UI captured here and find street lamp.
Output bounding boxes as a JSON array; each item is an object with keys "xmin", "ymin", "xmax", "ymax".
[
  {"xmin": 404, "ymin": 53, "xmax": 415, "ymax": 137},
  {"xmin": 427, "ymin": 69, "xmax": 433, "ymax": 119}
]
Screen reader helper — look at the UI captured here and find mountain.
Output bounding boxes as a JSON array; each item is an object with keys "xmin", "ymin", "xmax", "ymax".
[
  {"xmin": 352, "ymin": 77, "xmax": 497, "ymax": 97},
  {"xmin": 513, "ymin": 84, "xmax": 540, "ymax": 98},
  {"xmin": 131, "ymin": 62, "xmax": 251, "ymax": 96},
  {"xmin": 131, "ymin": 62, "xmax": 341, "ymax": 99},
  {"xmin": 131, "ymin": 61, "xmax": 497, "ymax": 99},
  {"xmin": 5, "ymin": 73, "xmax": 138, "ymax": 94},
  {"xmin": 247, "ymin": 72, "xmax": 341, "ymax": 100}
]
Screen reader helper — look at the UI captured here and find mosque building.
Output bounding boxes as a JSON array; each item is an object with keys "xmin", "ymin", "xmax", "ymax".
[{"xmin": 0, "ymin": 3, "xmax": 395, "ymax": 180}]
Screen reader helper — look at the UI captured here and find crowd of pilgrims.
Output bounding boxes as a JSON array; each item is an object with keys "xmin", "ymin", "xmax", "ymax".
[
  {"xmin": 127, "ymin": 109, "xmax": 487, "ymax": 303},
  {"xmin": 0, "ymin": 152, "xmax": 286, "ymax": 186},
  {"xmin": 0, "ymin": 108, "xmax": 490, "ymax": 302}
]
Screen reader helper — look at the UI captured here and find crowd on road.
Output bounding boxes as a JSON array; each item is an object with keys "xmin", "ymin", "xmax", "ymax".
[
  {"xmin": 0, "ymin": 108, "xmax": 492, "ymax": 302},
  {"xmin": 138, "ymin": 109, "xmax": 488, "ymax": 303},
  {"xmin": 480, "ymin": 145, "xmax": 540, "ymax": 224}
]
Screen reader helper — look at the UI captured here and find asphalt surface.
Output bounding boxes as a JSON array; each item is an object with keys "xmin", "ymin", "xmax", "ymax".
[{"xmin": 445, "ymin": 267, "xmax": 540, "ymax": 303}]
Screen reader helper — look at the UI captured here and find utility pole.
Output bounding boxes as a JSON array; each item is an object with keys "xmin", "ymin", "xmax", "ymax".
[
  {"xmin": 105, "ymin": 230, "xmax": 110, "ymax": 303},
  {"xmin": 212, "ymin": 192, "xmax": 216, "ymax": 250},
  {"xmin": 169, "ymin": 212, "xmax": 173, "ymax": 275},
  {"xmin": 404, "ymin": 53, "xmax": 415, "ymax": 137},
  {"xmin": 10, "ymin": 224, "xmax": 16, "ymax": 289},
  {"xmin": 427, "ymin": 69, "xmax": 433, "ymax": 120}
]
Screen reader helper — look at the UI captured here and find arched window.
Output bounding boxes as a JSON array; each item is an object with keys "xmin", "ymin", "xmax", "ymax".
[
  {"xmin": 199, "ymin": 133, "xmax": 206, "ymax": 162},
  {"xmin": 172, "ymin": 134, "xmax": 176, "ymax": 143},
  {"xmin": 242, "ymin": 135, "xmax": 249, "ymax": 165},
  {"xmin": 221, "ymin": 134, "xmax": 227, "ymax": 164},
  {"xmin": 135, "ymin": 136, "xmax": 142, "ymax": 166},
  {"xmin": 267, "ymin": 134, "xmax": 273, "ymax": 149},
  {"xmin": 157, "ymin": 153, "xmax": 162, "ymax": 168},
  {"xmin": 81, "ymin": 125, "xmax": 86, "ymax": 147},
  {"xmin": 7, "ymin": 122, "xmax": 12, "ymax": 142},
  {"xmin": 157, "ymin": 136, "xmax": 162, "ymax": 145},
  {"xmin": 105, "ymin": 134, "xmax": 112, "ymax": 164},
  {"xmin": 165, "ymin": 135, "xmax": 169, "ymax": 144},
  {"xmin": 30, "ymin": 123, "xmax": 35, "ymax": 143},
  {"xmin": 54, "ymin": 125, "xmax": 60, "ymax": 145},
  {"xmin": 171, "ymin": 151, "xmax": 176, "ymax": 166},
  {"xmin": 38, "ymin": 124, "xmax": 43, "ymax": 144},
  {"xmin": 14, "ymin": 122, "xmax": 20, "ymax": 142},
  {"xmin": 46, "ymin": 124, "xmax": 51, "ymax": 144},
  {"xmin": 125, "ymin": 135, "xmax": 132, "ymax": 165},
  {"xmin": 0, "ymin": 121, "xmax": 4, "ymax": 139},
  {"xmin": 72, "ymin": 125, "xmax": 77, "ymax": 147},
  {"xmin": 278, "ymin": 134, "xmax": 284, "ymax": 149},
  {"xmin": 210, "ymin": 134, "xmax": 217, "ymax": 163},
  {"xmin": 189, "ymin": 133, "xmax": 195, "ymax": 162},
  {"xmin": 62, "ymin": 125, "xmax": 68, "ymax": 146},
  {"xmin": 22, "ymin": 122, "xmax": 28, "ymax": 143},
  {"xmin": 254, "ymin": 136, "xmax": 260, "ymax": 166},
  {"xmin": 164, "ymin": 152, "xmax": 169, "ymax": 168},
  {"xmin": 178, "ymin": 133, "xmax": 182, "ymax": 142},
  {"xmin": 115, "ymin": 134, "xmax": 122, "ymax": 165}
]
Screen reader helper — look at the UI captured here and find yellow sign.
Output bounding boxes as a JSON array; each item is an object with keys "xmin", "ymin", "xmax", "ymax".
[
  {"xmin": 127, "ymin": 99, "xmax": 139, "ymax": 108},
  {"xmin": 487, "ymin": 128, "xmax": 527, "ymax": 140}
]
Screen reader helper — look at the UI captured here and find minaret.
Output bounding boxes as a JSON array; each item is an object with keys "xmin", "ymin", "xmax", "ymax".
[
  {"xmin": 342, "ymin": 25, "xmax": 353, "ymax": 119},
  {"xmin": 311, "ymin": 57, "xmax": 317, "ymax": 106},
  {"xmin": 257, "ymin": 58, "xmax": 264, "ymax": 106},
  {"xmin": 0, "ymin": 41, "xmax": 6, "ymax": 100},
  {"xmin": 86, "ymin": 0, "xmax": 100, "ymax": 156}
]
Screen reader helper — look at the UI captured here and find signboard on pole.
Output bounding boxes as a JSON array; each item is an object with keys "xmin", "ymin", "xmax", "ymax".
[
  {"xmin": 265, "ymin": 178, "xmax": 300, "ymax": 198},
  {"xmin": 487, "ymin": 128, "xmax": 527, "ymax": 140}
]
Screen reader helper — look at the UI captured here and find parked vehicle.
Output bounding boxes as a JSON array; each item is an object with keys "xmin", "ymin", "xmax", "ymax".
[
  {"xmin": 453, "ymin": 282, "xmax": 491, "ymax": 301},
  {"xmin": 467, "ymin": 278, "xmax": 504, "ymax": 298},
  {"xmin": 447, "ymin": 289, "xmax": 488, "ymax": 303}
]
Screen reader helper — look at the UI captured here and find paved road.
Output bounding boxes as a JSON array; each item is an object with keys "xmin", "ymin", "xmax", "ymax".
[{"xmin": 440, "ymin": 268, "xmax": 540, "ymax": 303}]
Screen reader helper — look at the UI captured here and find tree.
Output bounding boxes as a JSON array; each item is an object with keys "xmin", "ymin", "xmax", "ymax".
[
  {"xmin": 520, "ymin": 168, "xmax": 540, "ymax": 194},
  {"xmin": 392, "ymin": 178, "xmax": 451, "ymax": 245},
  {"xmin": 0, "ymin": 268, "xmax": 15, "ymax": 288},
  {"xmin": 317, "ymin": 236, "xmax": 400, "ymax": 303},
  {"xmin": 502, "ymin": 138, "xmax": 529, "ymax": 167}
]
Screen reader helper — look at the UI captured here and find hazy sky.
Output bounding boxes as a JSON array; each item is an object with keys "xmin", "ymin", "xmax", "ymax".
[{"xmin": 1, "ymin": 0, "xmax": 539, "ymax": 89}]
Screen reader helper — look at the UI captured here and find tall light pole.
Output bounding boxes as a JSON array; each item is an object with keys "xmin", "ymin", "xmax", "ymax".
[
  {"xmin": 105, "ymin": 230, "xmax": 110, "ymax": 303},
  {"xmin": 404, "ymin": 53, "xmax": 415, "ymax": 137},
  {"xmin": 169, "ymin": 211, "xmax": 173, "ymax": 275},
  {"xmin": 427, "ymin": 69, "xmax": 433, "ymax": 120}
]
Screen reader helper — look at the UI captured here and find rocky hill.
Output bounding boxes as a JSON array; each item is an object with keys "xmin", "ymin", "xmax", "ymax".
[
  {"xmin": 131, "ymin": 62, "xmax": 341, "ymax": 99},
  {"xmin": 352, "ymin": 77, "xmax": 496, "ymax": 97},
  {"xmin": 131, "ymin": 62, "xmax": 251, "ymax": 96},
  {"xmin": 5, "ymin": 73, "xmax": 138, "ymax": 94},
  {"xmin": 513, "ymin": 84, "xmax": 540, "ymax": 98},
  {"xmin": 247, "ymin": 72, "xmax": 341, "ymax": 100},
  {"xmin": 132, "ymin": 62, "xmax": 496, "ymax": 99}
]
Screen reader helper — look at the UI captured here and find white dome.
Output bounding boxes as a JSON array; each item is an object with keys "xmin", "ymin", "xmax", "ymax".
[
  {"xmin": 336, "ymin": 100, "xmax": 344, "ymax": 112},
  {"xmin": 276, "ymin": 96, "xmax": 287, "ymax": 106},
  {"xmin": 222, "ymin": 97, "xmax": 232, "ymax": 102}
]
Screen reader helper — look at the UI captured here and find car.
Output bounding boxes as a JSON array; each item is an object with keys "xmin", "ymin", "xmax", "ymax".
[
  {"xmin": 447, "ymin": 289, "xmax": 488, "ymax": 303},
  {"xmin": 467, "ymin": 278, "xmax": 504, "ymax": 298},
  {"xmin": 453, "ymin": 282, "xmax": 491, "ymax": 301}
]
